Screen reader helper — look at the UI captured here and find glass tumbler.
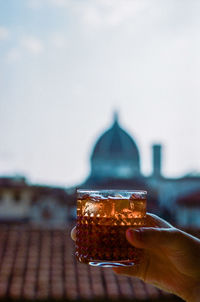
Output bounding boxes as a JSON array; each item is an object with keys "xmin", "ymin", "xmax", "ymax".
[{"xmin": 75, "ymin": 189, "xmax": 147, "ymax": 267}]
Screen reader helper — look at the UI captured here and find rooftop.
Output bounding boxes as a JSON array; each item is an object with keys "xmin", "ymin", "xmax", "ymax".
[{"xmin": 0, "ymin": 225, "xmax": 183, "ymax": 301}]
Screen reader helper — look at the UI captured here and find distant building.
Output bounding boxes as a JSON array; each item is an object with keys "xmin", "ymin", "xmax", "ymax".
[
  {"xmin": 0, "ymin": 112, "xmax": 200, "ymax": 228},
  {"xmin": 79, "ymin": 112, "xmax": 159, "ymax": 214},
  {"xmin": 89, "ymin": 112, "xmax": 141, "ymax": 180},
  {"xmin": 0, "ymin": 176, "xmax": 74, "ymax": 226},
  {"xmin": 77, "ymin": 112, "xmax": 200, "ymax": 226},
  {"xmin": 176, "ymin": 191, "xmax": 200, "ymax": 228}
]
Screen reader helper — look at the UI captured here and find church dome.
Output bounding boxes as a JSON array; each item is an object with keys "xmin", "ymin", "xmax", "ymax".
[{"xmin": 90, "ymin": 113, "xmax": 141, "ymax": 179}]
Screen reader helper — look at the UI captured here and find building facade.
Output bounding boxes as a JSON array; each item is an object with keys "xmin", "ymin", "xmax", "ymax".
[
  {"xmin": 0, "ymin": 176, "xmax": 74, "ymax": 226},
  {"xmin": 0, "ymin": 113, "xmax": 200, "ymax": 228},
  {"xmin": 78, "ymin": 113, "xmax": 200, "ymax": 227}
]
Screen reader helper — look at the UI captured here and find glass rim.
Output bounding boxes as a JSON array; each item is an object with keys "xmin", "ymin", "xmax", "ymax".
[{"xmin": 77, "ymin": 189, "xmax": 147, "ymax": 194}]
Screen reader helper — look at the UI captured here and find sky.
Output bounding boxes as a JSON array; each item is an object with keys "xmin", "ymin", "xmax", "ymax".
[{"xmin": 0, "ymin": 0, "xmax": 200, "ymax": 187}]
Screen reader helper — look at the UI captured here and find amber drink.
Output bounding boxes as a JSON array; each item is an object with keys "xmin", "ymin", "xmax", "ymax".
[{"xmin": 75, "ymin": 190, "xmax": 147, "ymax": 267}]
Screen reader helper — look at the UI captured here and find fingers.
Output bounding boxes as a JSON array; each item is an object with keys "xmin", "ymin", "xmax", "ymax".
[
  {"xmin": 71, "ymin": 214, "xmax": 173, "ymax": 244},
  {"xmin": 126, "ymin": 227, "xmax": 181, "ymax": 250},
  {"xmin": 71, "ymin": 227, "xmax": 76, "ymax": 241},
  {"xmin": 146, "ymin": 213, "xmax": 173, "ymax": 228},
  {"xmin": 125, "ymin": 213, "xmax": 175, "ymax": 251},
  {"xmin": 113, "ymin": 253, "xmax": 149, "ymax": 281},
  {"xmin": 113, "ymin": 264, "xmax": 141, "ymax": 278}
]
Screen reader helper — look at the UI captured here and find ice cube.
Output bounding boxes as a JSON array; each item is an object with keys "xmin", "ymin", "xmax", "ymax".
[
  {"xmin": 130, "ymin": 193, "xmax": 140, "ymax": 200},
  {"xmin": 83, "ymin": 201, "xmax": 104, "ymax": 215},
  {"xmin": 115, "ymin": 194, "xmax": 124, "ymax": 199},
  {"xmin": 80, "ymin": 194, "xmax": 90, "ymax": 200},
  {"xmin": 108, "ymin": 194, "xmax": 124, "ymax": 199},
  {"xmin": 90, "ymin": 193, "xmax": 106, "ymax": 202},
  {"xmin": 90, "ymin": 193, "xmax": 101, "ymax": 199}
]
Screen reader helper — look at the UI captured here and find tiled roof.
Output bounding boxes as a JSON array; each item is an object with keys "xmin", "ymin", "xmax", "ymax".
[{"xmin": 0, "ymin": 225, "xmax": 180, "ymax": 301}]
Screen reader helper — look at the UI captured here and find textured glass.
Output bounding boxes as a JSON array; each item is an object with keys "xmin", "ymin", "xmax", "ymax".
[{"xmin": 75, "ymin": 190, "xmax": 147, "ymax": 267}]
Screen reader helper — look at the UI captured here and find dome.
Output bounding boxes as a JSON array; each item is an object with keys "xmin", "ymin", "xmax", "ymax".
[{"xmin": 90, "ymin": 113, "xmax": 141, "ymax": 179}]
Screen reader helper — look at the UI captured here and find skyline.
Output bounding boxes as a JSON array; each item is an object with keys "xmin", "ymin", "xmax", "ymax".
[{"xmin": 0, "ymin": 0, "xmax": 200, "ymax": 187}]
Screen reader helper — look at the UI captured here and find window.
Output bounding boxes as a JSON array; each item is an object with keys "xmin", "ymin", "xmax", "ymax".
[
  {"xmin": 42, "ymin": 207, "xmax": 52, "ymax": 220},
  {"xmin": 13, "ymin": 191, "xmax": 21, "ymax": 203}
]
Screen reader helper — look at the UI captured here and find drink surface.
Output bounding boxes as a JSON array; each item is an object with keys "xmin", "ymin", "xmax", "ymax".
[{"xmin": 75, "ymin": 194, "xmax": 146, "ymax": 264}]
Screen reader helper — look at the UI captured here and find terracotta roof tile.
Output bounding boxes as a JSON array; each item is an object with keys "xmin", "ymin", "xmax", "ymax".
[{"xmin": 0, "ymin": 225, "xmax": 184, "ymax": 301}]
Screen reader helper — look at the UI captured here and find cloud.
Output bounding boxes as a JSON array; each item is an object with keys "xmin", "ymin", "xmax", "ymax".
[
  {"xmin": 21, "ymin": 36, "xmax": 44, "ymax": 54},
  {"xmin": 6, "ymin": 48, "xmax": 21, "ymax": 62},
  {"xmin": 0, "ymin": 26, "xmax": 9, "ymax": 40},
  {"xmin": 50, "ymin": 32, "xmax": 68, "ymax": 48},
  {"xmin": 5, "ymin": 35, "xmax": 44, "ymax": 63},
  {"xmin": 28, "ymin": 0, "xmax": 70, "ymax": 9},
  {"xmin": 49, "ymin": 0, "xmax": 70, "ymax": 7},
  {"xmin": 27, "ymin": 0, "xmax": 43, "ymax": 9},
  {"xmin": 80, "ymin": 0, "xmax": 150, "ymax": 28},
  {"xmin": 26, "ymin": 0, "xmax": 149, "ymax": 30}
]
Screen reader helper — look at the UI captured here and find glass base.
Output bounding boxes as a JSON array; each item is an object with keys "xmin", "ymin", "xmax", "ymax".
[{"xmin": 89, "ymin": 260, "xmax": 135, "ymax": 267}]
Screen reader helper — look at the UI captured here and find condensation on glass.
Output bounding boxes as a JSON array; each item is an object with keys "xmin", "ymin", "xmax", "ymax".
[{"xmin": 75, "ymin": 189, "xmax": 147, "ymax": 267}]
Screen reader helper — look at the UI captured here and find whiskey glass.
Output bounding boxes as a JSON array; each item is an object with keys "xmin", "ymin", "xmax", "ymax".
[{"xmin": 75, "ymin": 190, "xmax": 147, "ymax": 267}]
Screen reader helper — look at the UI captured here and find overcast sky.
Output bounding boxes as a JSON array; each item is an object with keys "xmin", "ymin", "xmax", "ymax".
[{"xmin": 0, "ymin": 0, "xmax": 200, "ymax": 187}]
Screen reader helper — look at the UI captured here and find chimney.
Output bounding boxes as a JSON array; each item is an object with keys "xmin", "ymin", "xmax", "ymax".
[{"xmin": 152, "ymin": 144, "xmax": 162, "ymax": 177}]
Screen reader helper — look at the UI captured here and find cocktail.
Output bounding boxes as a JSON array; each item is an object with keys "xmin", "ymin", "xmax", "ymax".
[{"xmin": 75, "ymin": 190, "xmax": 147, "ymax": 267}]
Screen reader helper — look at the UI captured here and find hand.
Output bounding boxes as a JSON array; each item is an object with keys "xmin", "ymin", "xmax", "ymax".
[{"xmin": 71, "ymin": 214, "xmax": 200, "ymax": 302}]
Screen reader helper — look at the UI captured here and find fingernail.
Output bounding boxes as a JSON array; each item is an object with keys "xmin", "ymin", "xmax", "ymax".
[{"xmin": 126, "ymin": 229, "xmax": 142, "ymax": 242}]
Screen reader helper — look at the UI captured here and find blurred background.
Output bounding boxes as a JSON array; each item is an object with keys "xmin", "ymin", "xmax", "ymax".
[{"xmin": 0, "ymin": 0, "xmax": 200, "ymax": 301}]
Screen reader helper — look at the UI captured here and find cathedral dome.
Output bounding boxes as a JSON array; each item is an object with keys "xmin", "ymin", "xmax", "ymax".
[{"xmin": 90, "ymin": 113, "xmax": 141, "ymax": 179}]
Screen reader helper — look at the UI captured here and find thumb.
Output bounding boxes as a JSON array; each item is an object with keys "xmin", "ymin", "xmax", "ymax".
[{"xmin": 126, "ymin": 227, "xmax": 180, "ymax": 250}]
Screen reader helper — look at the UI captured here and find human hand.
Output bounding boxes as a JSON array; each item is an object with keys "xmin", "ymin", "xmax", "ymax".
[
  {"xmin": 113, "ymin": 214, "xmax": 200, "ymax": 302},
  {"xmin": 71, "ymin": 214, "xmax": 200, "ymax": 302}
]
